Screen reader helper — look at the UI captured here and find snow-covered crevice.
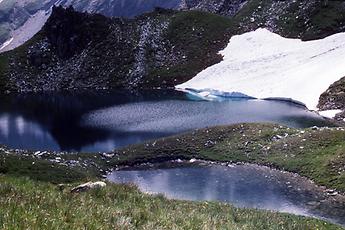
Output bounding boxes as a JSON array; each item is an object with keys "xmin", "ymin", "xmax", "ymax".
[{"xmin": 176, "ymin": 28, "xmax": 345, "ymax": 111}]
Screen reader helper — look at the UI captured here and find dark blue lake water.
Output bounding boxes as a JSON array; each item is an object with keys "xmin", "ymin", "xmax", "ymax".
[{"xmin": 0, "ymin": 90, "xmax": 333, "ymax": 152}]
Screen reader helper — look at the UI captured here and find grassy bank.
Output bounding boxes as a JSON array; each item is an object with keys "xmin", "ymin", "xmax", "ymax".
[
  {"xmin": 0, "ymin": 174, "xmax": 341, "ymax": 229},
  {"xmin": 109, "ymin": 123, "xmax": 345, "ymax": 194},
  {"xmin": 1, "ymin": 123, "xmax": 344, "ymax": 193}
]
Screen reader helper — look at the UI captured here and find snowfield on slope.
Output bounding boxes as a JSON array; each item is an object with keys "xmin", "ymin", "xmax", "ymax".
[{"xmin": 176, "ymin": 28, "xmax": 345, "ymax": 110}]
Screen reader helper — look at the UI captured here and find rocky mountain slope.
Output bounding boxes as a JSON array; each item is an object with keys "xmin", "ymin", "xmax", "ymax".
[
  {"xmin": 0, "ymin": 0, "xmax": 181, "ymax": 52},
  {"xmin": 179, "ymin": 0, "xmax": 248, "ymax": 16},
  {"xmin": 0, "ymin": 1, "xmax": 344, "ymax": 101},
  {"xmin": 2, "ymin": 0, "xmax": 343, "ymax": 52},
  {"xmin": 0, "ymin": 6, "xmax": 233, "ymax": 91}
]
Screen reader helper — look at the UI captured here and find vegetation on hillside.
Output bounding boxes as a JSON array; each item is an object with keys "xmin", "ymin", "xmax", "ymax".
[
  {"xmin": 1, "ymin": 1, "xmax": 344, "ymax": 93},
  {"xmin": 232, "ymin": 0, "xmax": 345, "ymax": 40},
  {"xmin": 145, "ymin": 11, "xmax": 233, "ymax": 87}
]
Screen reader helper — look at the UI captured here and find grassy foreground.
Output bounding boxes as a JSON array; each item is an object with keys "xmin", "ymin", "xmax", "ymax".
[{"xmin": 0, "ymin": 174, "xmax": 341, "ymax": 230}]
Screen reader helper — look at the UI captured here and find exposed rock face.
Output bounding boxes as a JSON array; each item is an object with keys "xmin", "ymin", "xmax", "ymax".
[
  {"xmin": 62, "ymin": 0, "xmax": 181, "ymax": 18},
  {"xmin": 318, "ymin": 76, "xmax": 345, "ymax": 121},
  {"xmin": 319, "ymin": 78, "xmax": 345, "ymax": 111},
  {"xmin": 179, "ymin": 0, "xmax": 248, "ymax": 16},
  {"xmin": 44, "ymin": 6, "xmax": 112, "ymax": 59},
  {"xmin": 71, "ymin": 181, "xmax": 107, "ymax": 193},
  {"xmin": 2, "ymin": 6, "xmax": 231, "ymax": 92},
  {"xmin": 0, "ymin": 0, "xmax": 181, "ymax": 52}
]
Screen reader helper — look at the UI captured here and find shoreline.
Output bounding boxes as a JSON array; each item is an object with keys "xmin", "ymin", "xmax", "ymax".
[
  {"xmin": 1, "ymin": 122, "xmax": 344, "ymax": 195},
  {"xmin": 2, "ymin": 121, "xmax": 345, "ymax": 227},
  {"xmin": 108, "ymin": 160, "xmax": 345, "ymax": 226}
]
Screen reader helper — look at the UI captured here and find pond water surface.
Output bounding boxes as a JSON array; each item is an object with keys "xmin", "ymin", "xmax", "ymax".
[
  {"xmin": 107, "ymin": 164, "xmax": 345, "ymax": 226},
  {"xmin": 0, "ymin": 90, "xmax": 333, "ymax": 152}
]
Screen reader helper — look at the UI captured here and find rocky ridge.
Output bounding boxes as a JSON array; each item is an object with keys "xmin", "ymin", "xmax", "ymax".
[
  {"xmin": 0, "ymin": 6, "xmax": 232, "ymax": 91},
  {"xmin": 0, "ymin": 0, "xmax": 181, "ymax": 51},
  {"xmin": 179, "ymin": 0, "xmax": 248, "ymax": 16}
]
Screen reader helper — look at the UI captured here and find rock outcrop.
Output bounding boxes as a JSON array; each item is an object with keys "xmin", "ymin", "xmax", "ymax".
[
  {"xmin": 0, "ymin": 0, "xmax": 181, "ymax": 51},
  {"xmin": 0, "ymin": 6, "xmax": 232, "ymax": 92},
  {"xmin": 179, "ymin": 0, "xmax": 248, "ymax": 17},
  {"xmin": 71, "ymin": 181, "xmax": 107, "ymax": 193}
]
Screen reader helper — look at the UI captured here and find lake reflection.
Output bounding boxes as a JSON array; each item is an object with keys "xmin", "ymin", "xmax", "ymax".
[
  {"xmin": 0, "ymin": 90, "xmax": 334, "ymax": 152},
  {"xmin": 107, "ymin": 164, "xmax": 345, "ymax": 226}
]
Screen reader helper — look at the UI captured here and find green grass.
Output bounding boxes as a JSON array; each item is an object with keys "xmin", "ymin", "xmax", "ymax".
[
  {"xmin": 0, "ymin": 149, "xmax": 99, "ymax": 184},
  {"xmin": 109, "ymin": 123, "xmax": 345, "ymax": 193},
  {"xmin": 0, "ymin": 174, "xmax": 341, "ymax": 230}
]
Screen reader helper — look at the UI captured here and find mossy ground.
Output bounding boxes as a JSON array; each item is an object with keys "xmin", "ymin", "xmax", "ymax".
[
  {"xmin": 0, "ymin": 174, "xmax": 342, "ymax": 230},
  {"xmin": 110, "ymin": 123, "xmax": 345, "ymax": 194},
  {"xmin": 0, "ymin": 149, "xmax": 98, "ymax": 184}
]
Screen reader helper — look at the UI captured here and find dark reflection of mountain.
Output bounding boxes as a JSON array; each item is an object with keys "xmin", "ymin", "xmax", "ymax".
[
  {"xmin": 0, "ymin": 90, "xmax": 187, "ymax": 152},
  {"xmin": 0, "ymin": 90, "xmax": 333, "ymax": 152}
]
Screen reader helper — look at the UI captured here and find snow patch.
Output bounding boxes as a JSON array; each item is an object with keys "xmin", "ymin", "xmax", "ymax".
[
  {"xmin": 318, "ymin": 110, "xmax": 342, "ymax": 119},
  {"xmin": 176, "ymin": 28, "xmax": 345, "ymax": 110},
  {"xmin": 0, "ymin": 10, "xmax": 50, "ymax": 53},
  {"xmin": 178, "ymin": 88, "xmax": 255, "ymax": 101},
  {"xmin": 0, "ymin": 37, "xmax": 13, "ymax": 51}
]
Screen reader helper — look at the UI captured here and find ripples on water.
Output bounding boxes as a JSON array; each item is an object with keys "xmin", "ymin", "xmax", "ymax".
[{"xmin": 0, "ymin": 90, "xmax": 333, "ymax": 152}]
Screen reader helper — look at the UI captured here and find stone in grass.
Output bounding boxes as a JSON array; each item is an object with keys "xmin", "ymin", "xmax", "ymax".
[{"xmin": 71, "ymin": 181, "xmax": 107, "ymax": 193}]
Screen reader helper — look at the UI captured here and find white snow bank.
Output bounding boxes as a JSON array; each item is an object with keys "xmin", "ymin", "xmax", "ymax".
[
  {"xmin": 176, "ymin": 28, "xmax": 345, "ymax": 110},
  {"xmin": 0, "ymin": 10, "xmax": 49, "ymax": 53},
  {"xmin": 0, "ymin": 37, "xmax": 13, "ymax": 51},
  {"xmin": 318, "ymin": 110, "xmax": 342, "ymax": 119}
]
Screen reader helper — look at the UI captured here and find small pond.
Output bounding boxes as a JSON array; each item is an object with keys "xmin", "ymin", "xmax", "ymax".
[{"xmin": 107, "ymin": 164, "xmax": 345, "ymax": 226}]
